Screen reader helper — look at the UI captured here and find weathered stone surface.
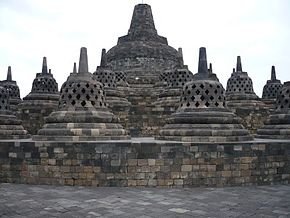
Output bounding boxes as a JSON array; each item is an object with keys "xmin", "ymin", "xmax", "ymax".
[
  {"xmin": 33, "ymin": 47, "xmax": 130, "ymax": 141},
  {"xmin": 18, "ymin": 57, "xmax": 59, "ymax": 134},
  {"xmin": 157, "ymin": 48, "xmax": 253, "ymax": 142}
]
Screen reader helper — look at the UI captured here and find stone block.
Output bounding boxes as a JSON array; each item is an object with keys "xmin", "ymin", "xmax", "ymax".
[
  {"xmin": 181, "ymin": 165, "xmax": 192, "ymax": 172},
  {"xmin": 138, "ymin": 159, "xmax": 148, "ymax": 166},
  {"xmin": 128, "ymin": 159, "xmax": 138, "ymax": 166},
  {"xmin": 148, "ymin": 159, "xmax": 156, "ymax": 166}
]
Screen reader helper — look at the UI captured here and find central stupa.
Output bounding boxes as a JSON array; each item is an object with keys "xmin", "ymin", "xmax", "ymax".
[
  {"xmin": 106, "ymin": 4, "xmax": 179, "ymax": 84},
  {"xmin": 105, "ymin": 4, "xmax": 181, "ymax": 136}
]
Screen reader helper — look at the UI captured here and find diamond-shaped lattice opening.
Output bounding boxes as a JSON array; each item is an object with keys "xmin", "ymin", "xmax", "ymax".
[
  {"xmin": 210, "ymin": 96, "xmax": 214, "ymax": 101},
  {"xmin": 200, "ymin": 84, "xmax": 204, "ymax": 89},
  {"xmin": 205, "ymin": 90, "xmax": 209, "ymax": 95},
  {"xmin": 71, "ymin": 100, "xmax": 76, "ymax": 105},
  {"xmin": 86, "ymin": 83, "xmax": 90, "ymax": 88},
  {"xmin": 61, "ymin": 95, "xmax": 64, "ymax": 99},
  {"xmin": 73, "ymin": 89, "xmax": 76, "ymax": 93},
  {"xmin": 200, "ymin": 95, "xmax": 205, "ymax": 101},
  {"xmin": 223, "ymin": 102, "xmax": 226, "ymax": 107},
  {"xmin": 215, "ymin": 102, "xmax": 219, "ymax": 107},
  {"xmin": 86, "ymin": 95, "xmax": 90, "ymax": 100},
  {"xmin": 186, "ymin": 102, "xmax": 190, "ymax": 107},
  {"xmin": 68, "ymin": 94, "xmax": 72, "ymax": 99},
  {"xmin": 90, "ymin": 89, "xmax": 94, "ymax": 94},
  {"xmin": 91, "ymin": 101, "xmax": 95, "ymax": 106},
  {"xmin": 95, "ymin": 95, "xmax": 98, "ymax": 100},
  {"xmin": 195, "ymin": 102, "xmax": 200, "ymax": 107},
  {"xmin": 191, "ymin": 96, "xmax": 195, "ymax": 101},
  {"xmin": 192, "ymin": 85, "xmax": 196, "ymax": 89},
  {"xmin": 214, "ymin": 90, "xmax": 218, "ymax": 94},
  {"xmin": 81, "ymin": 88, "xmax": 86, "ymax": 94},
  {"xmin": 218, "ymin": 96, "xmax": 222, "ymax": 100},
  {"xmin": 77, "ymin": 84, "xmax": 81, "ymax": 88},
  {"xmin": 205, "ymin": 102, "xmax": 210, "ymax": 107},
  {"xmin": 76, "ymin": 94, "xmax": 81, "ymax": 100},
  {"xmin": 196, "ymin": 90, "xmax": 200, "ymax": 95},
  {"xmin": 65, "ymin": 88, "xmax": 68, "ymax": 93},
  {"xmin": 81, "ymin": 101, "xmax": 86, "ymax": 107},
  {"xmin": 185, "ymin": 86, "xmax": 188, "ymax": 90},
  {"xmin": 100, "ymin": 102, "xmax": 103, "ymax": 107}
]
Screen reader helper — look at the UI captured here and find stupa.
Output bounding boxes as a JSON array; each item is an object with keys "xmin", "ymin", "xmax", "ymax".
[
  {"xmin": 262, "ymin": 66, "xmax": 283, "ymax": 109},
  {"xmin": 18, "ymin": 57, "xmax": 59, "ymax": 134},
  {"xmin": 256, "ymin": 81, "xmax": 290, "ymax": 139},
  {"xmin": 154, "ymin": 48, "xmax": 193, "ymax": 109},
  {"xmin": 225, "ymin": 56, "xmax": 268, "ymax": 133},
  {"xmin": 105, "ymin": 4, "xmax": 181, "ymax": 136},
  {"xmin": 157, "ymin": 47, "xmax": 253, "ymax": 142},
  {"xmin": 33, "ymin": 47, "xmax": 129, "ymax": 141},
  {"xmin": 0, "ymin": 85, "xmax": 29, "ymax": 139},
  {"xmin": 226, "ymin": 56, "xmax": 264, "ymax": 108},
  {"xmin": 0, "ymin": 66, "xmax": 21, "ymax": 112},
  {"xmin": 94, "ymin": 49, "xmax": 131, "ymax": 110}
]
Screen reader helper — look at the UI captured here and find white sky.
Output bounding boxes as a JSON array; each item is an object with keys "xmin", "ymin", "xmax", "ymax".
[{"xmin": 0, "ymin": 0, "xmax": 289, "ymax": 98}]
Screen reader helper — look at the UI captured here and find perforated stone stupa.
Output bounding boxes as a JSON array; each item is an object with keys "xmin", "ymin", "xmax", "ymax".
[
  {"xmin": 94, "ymin": 49, "xmax": 131, "ymax": 111},
  {"xmin": 257, "ymin": 81, "xmax": 290, "ymax": 139},
  {"xmin": 154, "ymin": 48, "xmax": 193, "ymax": 109},
  {"xmin": 18, "ymin": 57, "xmax": 59, "ymax": 134},
  {"xmin": 226, "ymin": 56, "xmax": 264, "ymax": 108},
  {"xmin": 0, "ymin": 66, "xmax": 21, "ymax": 112},
  {"xmin": 262, "ymin": 66, "xmax": 283, "ymax": 109},
  {"xmin": 157, "ymin": 47, "xmax": 253, "ymax": 142},
  {"xmin": 0, "ymin": 85, "xmax": 29, "ymax": 139},
  {"xmin": 33, "ymin": 47, "xmax": 129, "ymax": 141}
]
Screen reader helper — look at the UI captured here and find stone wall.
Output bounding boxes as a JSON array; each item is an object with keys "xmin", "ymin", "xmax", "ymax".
[{"xmin": 0, "ymin": 139, "xmax": 289, "ymax": 187}]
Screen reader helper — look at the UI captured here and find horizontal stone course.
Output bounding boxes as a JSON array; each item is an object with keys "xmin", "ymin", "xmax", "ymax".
[{"xmin": 0, "ymin": 139, "xmax": 289, "ymax": 187}]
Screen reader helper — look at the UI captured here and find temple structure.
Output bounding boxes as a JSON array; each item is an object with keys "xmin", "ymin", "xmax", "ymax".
[
  {"xmin": 18, "ymin": 57, "xmax": 59, "ymax": 134},
  {"xmin": 33, "ymin": 47, "xmax": 129, "ymax": 141},
  {"xmin": 262, "ymin": 66, "xmax": 283, "ymax": 109},
  {"xmin": 157, "ymin": 48, "xmax": 252, "ymax": 142},
  {"xmin": 0, "ymin": 66, "xmax": 21, "ymax": 112},
  {"xmin": 105, "ymin": 4, "xmax": 182, "ymax": 136},
  {"xmin": 0, "ymin": 85, "xmax": 29, "ymax": 139},
  {"xmin": 225, "ymin": 56, "xmax": 268, "ymax": 133},
  {"xmin": 257, "ymin": 81, "xmax": 290, "ymax": 139}
]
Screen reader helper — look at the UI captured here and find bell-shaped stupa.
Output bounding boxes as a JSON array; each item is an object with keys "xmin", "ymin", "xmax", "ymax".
[
  {"xmin": 18, "ymin": 57, "xmax": 59, "ymax": 134},
  {"xmin": 0, "ymin": 85, "xmax": 29, "ymax": 139},
  {"xmin": 257, "ymin": 81, "xmax": 290, "ymax": 139},
  {"xmin": 154, "ymin": 48, "xmax": 193, "ymax": 108},
  {"xmin": 157, "ymin": 48, "xmax": 253, "ymax": 142},
  {"xmin": 94, "ymin": 49, "xmax": 131, "ymax": 110},
  {"xmin": 226, "ymin": 56, "xmax": 264, "ymax": 108},
  {"xmin": 33, "ymin": 47, "xmax": 130, "ymax": 141},
  {"xmin": 262, "ymin": 66, "xmax": 283, "ymax": 109},
  {"xmin": 0, "ymin": 66, "xmax": 21, "ymax": 112}
]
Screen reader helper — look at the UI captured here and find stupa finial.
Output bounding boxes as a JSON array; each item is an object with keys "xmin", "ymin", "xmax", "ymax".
[
  {"xmin": 7, "ymin": 66, "xmax": 12, "ymax": 81},
  {"xmin": 78, "ymin": 47, "xmax": 89, "ymax": 73},
  {"xmin": 100, "ymin": 49, "xmax": 107, "ymax": 67},
  {"xmin": 49, "ymin": 69, "xmax": 51, "ymax": 74},
  {"xmin": 271, "ymin": 66, "xmax": 276, "ymax": 81},
  {"xmin": 236, "ymin": 56, "xmax": 243, "ymax": 72},
  {"xmin": 209, "ymin": 63, "xmax": 213, "ymax": 74},
  {"xmin": 198, "ymin": 47, "xmax": 208, "ymax": 74},
  {"xmin": 42, "ymin": 57, "xmax": 48, "ymax": 74},
  {"xmin": 73, "ymin": 62, "xmax": 77, "ymax": 73},
  {"xmin": 177, "ymin": 48, "xmax": 184, "ymax": 67}
]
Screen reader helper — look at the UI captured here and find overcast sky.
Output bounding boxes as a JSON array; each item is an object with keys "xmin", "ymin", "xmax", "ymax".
[{"xmin": 0, "ymin": 0, "xmax": 289, "ymax": 98}]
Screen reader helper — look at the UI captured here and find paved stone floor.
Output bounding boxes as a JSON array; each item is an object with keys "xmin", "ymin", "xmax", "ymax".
[{"xmin": 0, "ymin": 183, "xmax": 290, "ymax": 218}]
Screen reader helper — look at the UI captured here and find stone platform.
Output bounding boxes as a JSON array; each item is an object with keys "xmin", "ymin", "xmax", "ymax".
[
  {"xmin": 0, "ymin": 183, "xmax": 290, "ymax": 217},
  {"xmin": 0, "ymin": 138, "xmax": 289, "ymax": 187}
]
